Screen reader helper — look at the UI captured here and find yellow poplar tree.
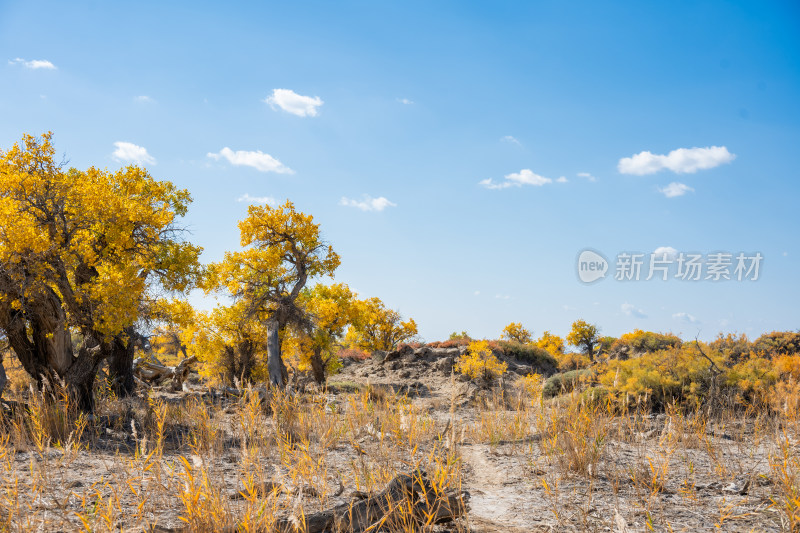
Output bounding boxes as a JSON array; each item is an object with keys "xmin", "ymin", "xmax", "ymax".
[
  {"xmin": 567, "ymin": 319, "xmax": 600, "ymax": 361},
  {"xmin": 186, "ymin": 301, "xmax": 269, "ymax": 385},
  {"xmin": 0, "ymin": 133, "xmax": 202, "ymax": 410},
  {"xmin": 535, "ymin": 330, "xmax": 565, "ymax": 355},
  {"xmin": 286, "ymin": 283, "xmax": 357, "ymax": 384},
  {"xmin": 501, "ymin": 322, "xmax": 532, "ymax": 344},
  {"xmin": 206, "ymin": 201, "xmax": 339, "ymax": 386},
  {"xmin": 345, "ymin": 297, "xmax": 418, "ymax": 352}
]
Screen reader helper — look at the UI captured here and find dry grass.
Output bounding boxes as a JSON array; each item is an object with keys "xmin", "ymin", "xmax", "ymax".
[
  {"xmin": 0, "ymin": 380, "xmax": 466, "ymax": 532},
  {"xmin": 0, "ymin": 369, "xmax": 798, "ymax": 531}
]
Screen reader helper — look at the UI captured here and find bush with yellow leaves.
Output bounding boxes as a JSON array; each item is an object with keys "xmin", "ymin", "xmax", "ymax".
[{"xmin": 456, "ymin": 340, "xmax": 508, "ymax": 381}]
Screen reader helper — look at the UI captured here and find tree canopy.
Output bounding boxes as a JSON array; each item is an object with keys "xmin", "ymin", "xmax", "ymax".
[
  {"xmin": 206, "ymin": 201, "xmax": 340, "ymax": 385},
  {"xmin": 0, "ymin": 133, "xmax": 201, "ymax": 409},
  {"xmin": 345, "ymin": 297, "xmax": 418, "ymax": 352}
]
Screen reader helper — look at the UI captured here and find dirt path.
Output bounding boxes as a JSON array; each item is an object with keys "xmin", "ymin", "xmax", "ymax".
[{"xmin": 460, "ymin": 443, "xmax": 536, "ymax": 532}]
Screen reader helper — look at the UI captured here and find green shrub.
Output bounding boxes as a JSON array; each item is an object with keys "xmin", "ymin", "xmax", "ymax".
[{"xmin": 543, "ymin": 368, "xmax": 594, "ymax": 398}]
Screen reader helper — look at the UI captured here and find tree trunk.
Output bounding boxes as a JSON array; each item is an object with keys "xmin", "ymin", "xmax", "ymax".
[
  {"xmin": 108, "ymin": 328, "xmax": 136, "ymax": 397},
  {"xmin": 266, "ymin": 318, "xmax": 286, "ymax": 387},
  {"xmin": 223, "ymin": 344, "xmax": 237, "ymax": 385},
  {"xmin": 310, "ymin": 346, "xmax": 326, "ymax": 385},
  {"xmin": 63, "ymin": 341, "xmax": 105, "ymax": 412},
  {"xmin": 0, "ymin": 352, "xmax": 7, "ymax": 399},
  {"xmin": 238, "ymin": 339, "xmax": 255, "ymax": 383}
]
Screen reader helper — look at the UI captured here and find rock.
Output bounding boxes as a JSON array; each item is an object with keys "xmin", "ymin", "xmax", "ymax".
[{"xmin": 434, "ymin": 356, "xmax": 456, "ymax": 373}]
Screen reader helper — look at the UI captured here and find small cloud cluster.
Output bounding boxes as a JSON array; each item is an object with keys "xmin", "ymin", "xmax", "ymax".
[
  {"xmin": 207, "ymin": 147, "xmax": 293, "ymax": 174},
  {"xmin": 112, "ymin": 142, "xmax": 156, "ymax": 165},
  {"xmin": 8, "ymin": 57, "xmax": 56, "ymax": 70},
  {"xmin": 577, "ymin": 172, "xmax": 597, "ymax": 182},
  {"xmin": 618, "ymin": 146, "xmax": 735, "ymax": 175},
  {"xmin": 134, "ymin": 95, "xmax": 154, "ymax": 103},
  {"xmin": 501, "ymin": 135, "xmax": 521, "ymax": 146},
  {"xmin": 237, "ymin": 193, "xmax": 276, "ymax": 205},
  {"xmin": 658, "ymin": 182, "xmax": 694, "ymax": 198},
  {"xmin": 673, "ymin": 312, "xmax": 699, "ymax": 324},
  {"xmin": 340, "ymin": 195, "xmax": 396, "ymax": 212},
  {"xmin": 622, "ymin": 302, "xmax": 647, "ymax": 318},
  {"xmin": 480, "ymin": 169, "xmax": 552, "ymax": 189},
  {"xmin": 397, "ymin": 98, "xmax": 414, "ymax": 105},
  {"xmin": 265, "ymin": 88, "xmax": 323, "ymax": 117}
]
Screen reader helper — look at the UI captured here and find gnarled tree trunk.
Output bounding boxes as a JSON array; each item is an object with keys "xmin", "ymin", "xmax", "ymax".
[
  {"xmin": 266, "ymin": 317, "xmax": 287, "ymax": 387},
  {"xmin": 108, "ymin": 327, "xmax": 136, "ymax": 398},
  {"xmin": 310, "ymin": 346, "xmax": 326, "ymax": 385}
]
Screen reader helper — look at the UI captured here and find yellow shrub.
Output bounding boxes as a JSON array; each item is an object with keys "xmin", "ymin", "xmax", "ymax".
[
  {"xmin": 518, "ymin": 373, "xmax": 544, "ymax": 402},
  {"xmin": 597, "ymin": 343, "xmax": 721, "ymax": 407},
  {"xmin": 501, "ymin": 322, "xmax": 532, "ymax": 344},
  {"xmin": 456, "ymin": 340, "xmax": 507, "ymax": 381},
  {"xmin": 554, "ymin": 351, "xmax": 592, "ymax": 371}
]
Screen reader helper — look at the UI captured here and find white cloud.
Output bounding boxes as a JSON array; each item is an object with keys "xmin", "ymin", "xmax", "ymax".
[
  {"xmin": 658, "ymin": 182, "xmax": 694, "ymax": 198},
  {"xmin": 501, "ymin": 135, "xmax": 521, "ymax": 146},
  {"xmin": 265, "ymin": 88, "xmax": 323, "ymax": 117},
  {"xmin": 556, "ymin": 176, "xmax": 568, "ymax": 183},
  {"xmin": 397, "ymin": 98, "xmax": 414, "ymax": 105},
  {"xmin": 622, "ymin": 302, "xmax": 647, "ymax": 318},
  {"xmin": 495, "ymin": 294, "xmax": 511, "ymax": 300},
  {"xmin": 577, "ymin": 172, "xmax": 597, "ymax": 182},
  {"xmin": 618, "ymin": 146, "xmax": 735, "ymax": 175},
  {"xmin": 653, "ymin": 246, "xmax": 678, "ymax": 260},
  {"xmin": 134, "ymin": 95, "xmax": 154, "ymax": 103},
  {"xmin": 473, "ymin": 290, "xmax": 480, "ymax": 296},
  {"xmin": 112, "ymin": 142, "xmax": 156, "ymax": 165},
  {"xmin": 480, "ymin": 169, "xmax": 552, "ymax": 189},
  {"xmin": 339, "ymin": 195, "xmax": 396, "ymax": 212},
  {"xmin": 237, "ymin": 193, "xmax": 276, "ymax": 205},
  {"xmin": 207, "ymin": 147, "xmax": 293, "ymax": 174},
  {"xmin": 673, "ymin": 312, "xmax": 699, "ymax": 324},
  {"xmin": 9, "ymin": 57, "xmax": 56, "ymax": 70}
]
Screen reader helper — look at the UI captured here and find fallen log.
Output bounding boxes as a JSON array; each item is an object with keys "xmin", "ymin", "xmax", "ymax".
[
  {"xmin": 133, "ymin": 355, "xmax": 198, "ymax": 392},
  {"xmin": 275, "ymin": 470, "xmax": 469, "ymax": 533}
]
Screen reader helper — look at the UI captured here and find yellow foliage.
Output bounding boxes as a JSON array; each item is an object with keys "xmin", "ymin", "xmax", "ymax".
[
  {"xmin": 0, "ymin": 132, "xmax": 201, "ymax": 338},
  {"xmin": 518, "ymin": 373, "xmax": 544, "ymax": 401},
  {"xmin": 203, "ymin": 201, "xmax": 341, "ymax": 384},
  {"xmin": 554, "ymin": 351, "xmax": 592, "ymax": 371},
  {"xmin": 566, "ymin": 319, "xmax": 600, "ymax": 359},
  {"xmin": 206, "ymin": 200, "xmax": 340, "ymax": 303},
  {"xmin": 501, "ymin": 322, "xmax": 532, "ymax": 344},
  {"xmin": 535, "ymin": 330, "xmax": 565, "ymax": 356},
  {"xmin": 455, "ymin": 340, "xmax": 507, "ymax": 381},
  {"xmin": 283, "ymin": 283, "xmax": 357, "ymax": 380},
  {"xmin": 185, "ymin": 302, "xmax": 269, "ymax": 385},
  {"xmin": 345, "ymin": 297, "xmax": 417, "ymax": 352}
]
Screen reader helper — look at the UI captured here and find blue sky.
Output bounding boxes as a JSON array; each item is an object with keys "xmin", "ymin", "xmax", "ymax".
[{"xmin": 1, "ymin": 1, "xmax": 798, "ymax": 343}]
